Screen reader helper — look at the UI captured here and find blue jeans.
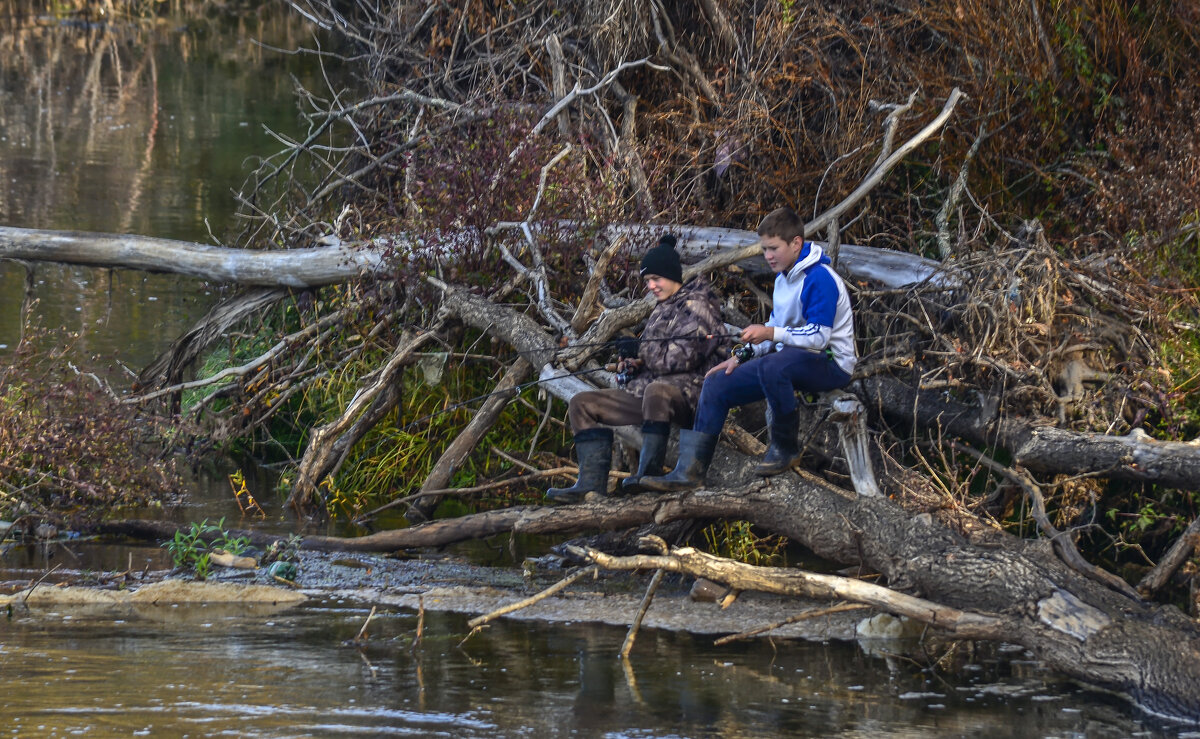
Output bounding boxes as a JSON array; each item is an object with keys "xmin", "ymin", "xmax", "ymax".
[{"xmin": 693, "ymin": 347, "xmax": 851, "ymax": 435}]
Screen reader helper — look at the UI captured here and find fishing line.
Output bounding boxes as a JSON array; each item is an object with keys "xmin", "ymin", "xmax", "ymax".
[
  {"xmin": 398, "ymin": 366, "xmax": 610, "ymax": 432},
  {"xmin": 400, "ymin": 320, "xmax": 738, "ymax": 357},
  {"xmin": 403, "ymin": 331, "xmax": 739, "ymax": 429},
  {"xmin": 394, "ymin": 331, "xmax": 741, "ymax": 431},
  {"xmin": 502, "ymin": 332, "xmax": 742, "ymax": 362},
  {"xmin": 554, "ymin": 332, "xmax": 740, "ymax": 350}
]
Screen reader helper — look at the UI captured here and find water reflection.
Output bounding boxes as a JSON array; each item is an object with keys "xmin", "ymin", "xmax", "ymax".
[
  {"xmin": 0, "ymin": 2, "xmax": 328, "ymax": 240},
  {"xmin": 0, "ymin": 601, "xmax": 1180, "ymax": 737},
  {"xmin": 0, "ymin": 2, "xmax": 342, "ymax": 369}
]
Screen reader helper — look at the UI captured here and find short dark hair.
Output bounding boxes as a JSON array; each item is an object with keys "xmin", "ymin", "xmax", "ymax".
[{"xmin": 757, "ymin": 207, "xmax": 804, "ymax": 243}]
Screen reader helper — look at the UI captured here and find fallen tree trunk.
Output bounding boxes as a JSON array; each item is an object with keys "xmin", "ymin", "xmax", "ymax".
[
  {"xmin": 861, "ymin": 374, "xmax": 1200, "ymax": 491},
  {"xmin": 96, "ymin": 499, "xmax": 665, "ymax": 552},
  {"xmin": 95, "ymin": 446, "xmax": 1200, "ymax": 722},
  {"xmin": 287, "ymin": 328, "xmax": 439, "ymax": 514},
  {"xmin": 491, "ymin": 221, "xmax": 954, "ymax": 289},
  {"xmin": 0, "ymin": 224, "xmax": 951, "ymax": 294},
  {"xmin": 0, "ymin": 226, "xmax": 385, "ymax": 287},
  {"xmin": 408, "ymin": 357, "xmax": 534, "ymax": 521}
]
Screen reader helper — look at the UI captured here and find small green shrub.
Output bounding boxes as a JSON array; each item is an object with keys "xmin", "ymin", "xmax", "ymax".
[{"xmin": 162, "ymin": 518, "xmax": 249, "ymax": 578}]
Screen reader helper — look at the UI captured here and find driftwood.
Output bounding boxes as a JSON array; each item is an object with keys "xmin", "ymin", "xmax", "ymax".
[
  {"xmin": 569, "ymin": 539, "xmax": 1005, "ymax": 639},
  {"xmin": 287, "ymin": 329, "xmax": 439, "ymax": 513},
  {"xmin": 861, "ymin": 374, "xmax": 1200, "ymax": 491},
  {"xmin": 95, "ymin": 502, "xmax": 662, "ymax": 552},
  {"xmin": 464, "ymin": 565, "xmax": 598, "ymax": 636},
  {"xmin": 620, "ymin": 567, "xmax": 665, "ymax": 657},
  {"xmin": 407, "ymin": 357, "xmax": 535, "ymax": 521},
  {"xmin": 0, "ymin": 226, "xmax": 384, "ymax": 287}
]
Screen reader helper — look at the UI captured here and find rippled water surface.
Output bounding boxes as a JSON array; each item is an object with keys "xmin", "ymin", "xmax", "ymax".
[
  {"xmin": 1, "ymin": 591, "xmax": 1180, "ymax": 738},
  {"xmin": 0, "ymin": 1, "xmax": 338, "ymax": 368}
]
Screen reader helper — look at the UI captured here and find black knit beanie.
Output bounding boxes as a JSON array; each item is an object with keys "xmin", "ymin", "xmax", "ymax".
[{"xmin": 639, "ymin": 234, "xmax": 683, "ymax": 284}]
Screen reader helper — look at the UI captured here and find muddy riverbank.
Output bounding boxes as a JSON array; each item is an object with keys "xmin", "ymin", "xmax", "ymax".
[{"xmin": 3, "ymin": 549, "xmax": 872, "ymax": 643}]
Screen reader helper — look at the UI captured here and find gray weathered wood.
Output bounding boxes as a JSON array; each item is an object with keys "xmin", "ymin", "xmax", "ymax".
[
  {"xmin": 828, "ymin": 393, "xmax": 882, "ymax": 497},
  {"xmin": 0, "ymin": 226, "xmax": 385, "ymax": 287},
  {"xmin": 862, "ymin": 374, "xmax": 1200, "ymax": 491},
  {"xmin": 0, "ymin": 224, "xmax": 955, "ymax": 292}
]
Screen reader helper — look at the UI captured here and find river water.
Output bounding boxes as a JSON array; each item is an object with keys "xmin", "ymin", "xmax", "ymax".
[
  {"xmin": 0, "ymin": 0, "xmax": 317, "ymax": 368},
  {"xmin": 0, "ymin": 3, "xmax": 1193, "ymax": 737},
  {"xmin": 0, "ymin": 593, "xmax": 1167, "ymax": 738}
]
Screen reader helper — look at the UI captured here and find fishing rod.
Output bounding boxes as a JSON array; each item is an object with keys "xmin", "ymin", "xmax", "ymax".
[
  {"xmin": 398, "ymin": 332, "xmax": 741, "ymax": 431},
  {"xmin": 399, "ymin": 365, "xmax": 611, "ymax": 432},
  {"xmin": 504, "ymin": 332, "xmax": 742, "ymax": 362},
  {"xmin": 553, "ymin": 332, "xmax": 740, "ymax": 351}
]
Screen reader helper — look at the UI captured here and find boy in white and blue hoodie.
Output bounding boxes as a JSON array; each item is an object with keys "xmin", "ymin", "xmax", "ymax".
[{"xmin": 643, "ymin": 206, "xmax": 857, "ymax": 491}]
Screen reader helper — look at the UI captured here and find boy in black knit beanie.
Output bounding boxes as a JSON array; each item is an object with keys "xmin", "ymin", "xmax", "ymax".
[{"xmin": 548, "ymin": 234, "xmax": 727, "ymax": 502}]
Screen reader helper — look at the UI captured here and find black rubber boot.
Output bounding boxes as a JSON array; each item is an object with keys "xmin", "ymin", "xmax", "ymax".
[
  {"xmin": 620, "ymin": 421, "xmax": 670, "ymax": 495},
  {"xmin": 754, "ymin": 409, "xmax": 802, "ymax": 476},
  {"xmin": 547, "ymin": 428, "xmax": 613, "ymax": 503},
  {"xmin": 639, "ymin": 430, "xmax": 718, "ymax": 493}
]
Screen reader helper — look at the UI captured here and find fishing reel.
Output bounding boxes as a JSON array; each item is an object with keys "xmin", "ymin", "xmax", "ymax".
[
  {"xmin": 731, "ymin": 343, "xmax": 756, "ymax": 364},
  {"xmin": 603, "ymin": 359, "xmax": 640, "ymax": 387},
  {"xmin": 612, "ymin": 335, "xmax": 640, "ymax": 387},
  {"xmin": 615, "ymin": 362, "xmax": 640, "ymax": 388}
]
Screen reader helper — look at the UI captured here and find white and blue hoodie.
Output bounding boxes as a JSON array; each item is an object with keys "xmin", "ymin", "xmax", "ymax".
[{"xmin": 753, "ymin": 241, "xmax": 857, "ymax": 376}]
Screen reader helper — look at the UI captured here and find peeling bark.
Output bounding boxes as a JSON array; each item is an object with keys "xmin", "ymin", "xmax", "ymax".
[{"xmin": 860, "ymin": 374, "xmax": 1200, "ymax": 491}]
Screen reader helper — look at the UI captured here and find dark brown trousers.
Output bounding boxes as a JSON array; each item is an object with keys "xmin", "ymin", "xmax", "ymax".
[{"xmin": 567, "ymin": 382, "xmax": 693, "ymax": 432}]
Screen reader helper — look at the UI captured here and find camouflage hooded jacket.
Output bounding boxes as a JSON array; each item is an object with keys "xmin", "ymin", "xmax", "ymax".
[{"xmin": 626, "ymin": 275, "xmax": 726, "ymax": 408}]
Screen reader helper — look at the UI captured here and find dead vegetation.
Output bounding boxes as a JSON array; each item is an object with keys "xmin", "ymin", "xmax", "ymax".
[
  {"xmin": 6, "ymin": 0, "xmax": 1200, "ymax": 723},
  {"xmin": 174, "ymin": 0, "xmax": 1200, "ymax": 552},
  {"xmin": 0, "ymin": 326, "xmax": 183, "ymax": 530}
]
